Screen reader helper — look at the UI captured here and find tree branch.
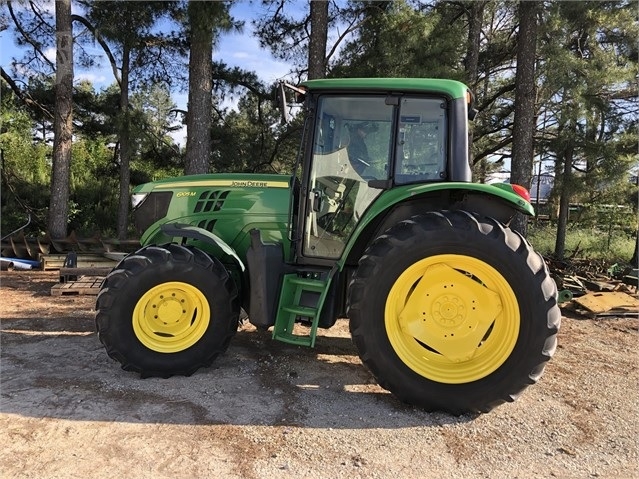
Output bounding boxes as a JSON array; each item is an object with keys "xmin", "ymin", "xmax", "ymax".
[
  {"xmin": 1, "ymin": 67, "xmax": 54, "ymax": 119},
  {"xmin": 7, "ymin": 0, "xmax": 54, "ymax": 70},
  {"xmin": 326, "ymin": 17, "xmax": 366, "ymax": 66},
  {"xmin": 476, "ymin": 82, "xmax": 516, "ymax": 113},
  {"xmin": 473, "ymin": 136, "xmax": 513, "ymax": 164},
  {"xmin": 71, "ymin": 14, "xmax": 121, "ymax": 86},
  {"xmin": 169, "ymin": 108, "xmax": 188, "ymax": 117}
]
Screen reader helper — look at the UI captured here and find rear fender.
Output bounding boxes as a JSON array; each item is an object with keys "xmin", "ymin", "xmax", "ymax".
[{"xmin": 339, "ymin": 182, "xmax": 534, "ymax": 267}]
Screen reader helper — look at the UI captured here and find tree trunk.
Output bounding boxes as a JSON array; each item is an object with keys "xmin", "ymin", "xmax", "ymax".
[
  {"xmin": 630, "ymin": 231, "xmax": 638, "ymax": 267},
  {"xmin": 184, "ymin": 1, "xmax": 214, "ymax": 175},
  {"xmin": 464, "ymin": 0, "xmax": 486, "ymax": 85},
  {"xmin": 308, "ymin": 0, "xmax": 329, "ymax": 80},
  {"xmin": 554, "ymin": 144, "xmax": 574, "ymax": 260},
  {"xmin": 48, "ymin": 0, "xmax": 73, "ymax": 239},
  {"xmin": 463, "ymin": 0, "xmax": 486, "ymax": 176},
  {"xmin": 510, "ymin": 0, "xmax": 540, "ymax": 236},
  {"xmin": 116, "ymin": 45, "xmax": 131, "ymax": 240}
]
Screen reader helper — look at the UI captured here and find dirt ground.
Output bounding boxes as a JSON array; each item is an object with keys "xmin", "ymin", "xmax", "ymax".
[{"xmin": 1, "ymin": 270, "xmax": 637, "ymax": 479}]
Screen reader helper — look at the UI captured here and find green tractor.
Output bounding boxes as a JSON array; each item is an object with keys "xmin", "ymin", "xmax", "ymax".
[{"xmin": 96, "ymin": 78, "xmax": 561, "ymax": 414}]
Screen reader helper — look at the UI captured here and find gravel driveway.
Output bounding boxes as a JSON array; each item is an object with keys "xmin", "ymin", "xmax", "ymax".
[{"xmin": 1, "ymin": 271, "xmax": 637, "ymax": 478}]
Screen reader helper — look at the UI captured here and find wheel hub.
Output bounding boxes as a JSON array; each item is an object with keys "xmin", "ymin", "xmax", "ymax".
[
  {"xmin": 432, "ymin": 295, "xmax": 466, "ymax": 327},
  {"xmin": 155, "ymin": 294, "xmax": 187, "ymax": 325},
  {"xmin": 397, "ymin": 262, "xmax": 502, "ymax": 363},
  {"xmin": 133, "ymin": 281, "xmax": 210, "ymax": 353}
]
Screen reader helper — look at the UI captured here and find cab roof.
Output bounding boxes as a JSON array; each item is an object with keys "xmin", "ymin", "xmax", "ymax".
[{"xmin": 300, "ymin": 78, "xmax": 468, "ymax": 99}]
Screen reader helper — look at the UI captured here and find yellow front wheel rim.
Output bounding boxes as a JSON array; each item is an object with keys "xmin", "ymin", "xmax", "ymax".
[
  {"xmin": 133, "ymin": 282, "xmax": 210, "ymax": 353},
  {"xmin": 385, "ymin": 254, "xmax": 519, "ymax": 384}
]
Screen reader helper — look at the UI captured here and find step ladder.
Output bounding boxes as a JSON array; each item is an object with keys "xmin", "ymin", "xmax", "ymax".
[{"xmin": 272, "ymin": 273, "xmax": 329, "ymax": 347}]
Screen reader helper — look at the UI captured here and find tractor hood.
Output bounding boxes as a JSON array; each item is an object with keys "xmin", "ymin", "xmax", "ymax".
[{"xmin": 132, "ymin": 173, "xmax": 294, "ymax": 253}]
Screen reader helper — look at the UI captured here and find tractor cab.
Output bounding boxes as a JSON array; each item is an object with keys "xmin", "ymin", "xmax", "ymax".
[
  {"xmin": 281, "ymin": 79, "xmax": 478, "ymax": 267},
  {"xmin": 295, "ymin": 82, "xmax": 470, "ymax": 260}
]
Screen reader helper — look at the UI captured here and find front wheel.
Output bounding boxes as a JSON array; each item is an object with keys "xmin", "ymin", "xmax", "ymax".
[
  {"xmin": 347, "ymin": 211, "xmax": 561, "ymax": 414},
  {"xmin": 96, "ymin": 244, "xmax": 239, "ymax": 378}
]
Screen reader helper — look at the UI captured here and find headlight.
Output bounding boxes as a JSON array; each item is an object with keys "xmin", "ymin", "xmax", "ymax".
[{"xmin": 131, "ymin": 193, "xmax": 148, "ymax": 209}]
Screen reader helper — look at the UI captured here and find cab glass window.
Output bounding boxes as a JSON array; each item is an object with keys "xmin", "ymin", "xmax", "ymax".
[{"xmin": 394, "ymin": 98, "xmax": 447, "ymax": 184}]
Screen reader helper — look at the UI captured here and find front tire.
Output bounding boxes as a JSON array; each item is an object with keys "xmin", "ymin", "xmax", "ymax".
[
  {"xmin": 347, "ymin": 211, "xmax": 561, "ymax": 414},
  {"xmin": 96, "ymin": 244, "xmax": 239, "ymax": 378}
]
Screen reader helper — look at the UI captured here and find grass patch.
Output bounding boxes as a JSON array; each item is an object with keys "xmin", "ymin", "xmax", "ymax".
[{"xmin": 527, "ymin": 223, "xmax": 636, "ymax": 263}]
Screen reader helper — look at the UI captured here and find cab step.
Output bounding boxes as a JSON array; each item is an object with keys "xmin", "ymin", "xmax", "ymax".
[{"xmin": 272, "ymin": 273, "xmax": 329, "ymax": 347}]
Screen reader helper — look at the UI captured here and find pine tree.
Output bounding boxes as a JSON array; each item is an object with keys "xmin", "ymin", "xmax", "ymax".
[{"xmin": 48, "ymin": 0, "xmax": 74, "ymax": 239}]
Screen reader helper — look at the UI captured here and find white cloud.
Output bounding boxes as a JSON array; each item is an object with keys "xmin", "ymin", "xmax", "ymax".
[
  {"xmin": 217, "ymin": 21, "xmax": 291, "ymax": 85},
  {"xmin": 168, "ymin": 124, "xmax": 187, "ymax": 148},
  {"xmin": 75, "ymin": 72, "xmax": 108, "ymax": 84},
  {"xmin": 232, "ymin": 52, "xmax": 251, "ymax": 60},
  {"xmin": 44, "ymin": 47, "xmax": 56, "ymax": 64}
]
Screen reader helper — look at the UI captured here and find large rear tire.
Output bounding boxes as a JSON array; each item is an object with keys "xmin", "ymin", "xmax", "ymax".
[
  {"xmin": 96, "ymin": 244, "xmax": 239, "ymax": 378},
  {"xmin": 347, "ymin": 210, "xmax": 561, "ymax": 414}
]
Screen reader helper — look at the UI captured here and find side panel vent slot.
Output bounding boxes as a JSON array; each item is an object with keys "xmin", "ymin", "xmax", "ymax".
[
  {"xmin": 196, "ymin": 219, "xmax": 218, "ymax": 232},
  {"xmin": 193, "ymin": 190, "xmax": 230, "ymax": 214}
]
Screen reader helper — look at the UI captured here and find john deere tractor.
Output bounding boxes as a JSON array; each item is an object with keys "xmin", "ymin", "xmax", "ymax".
[{"xmin": 96, "ymin": 78, "xmax": 561, "ymax": 414}]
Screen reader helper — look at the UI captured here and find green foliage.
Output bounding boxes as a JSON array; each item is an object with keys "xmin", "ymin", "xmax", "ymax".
[
  {"xmin": 331, "ymin": 0, "xmax": 464, "ymax": 79},
  {"xmin": 1, "ymin": 89, "xmax": 51, "ymax": 234},
  {"xmin": 74, "ymin": 81, "xmax": 119, "ymax": 139},
  {"xmin": 252, "ymin": 0, "xmax": 318, "ymax": 77},
  {"xmin": 536, "ymin": 0, "xmax": 638, "ymax": 257},
  {"xmin": 528, "ymin": 223, "xmax": 636, "ymax": 262},
  {"xmin": 1, "ymin": 71, "xmax": 186, "ymax": 237},
  {"xmin": 210, "ymin": 92, "xmax": 302, "ymax": 174},
  {"xmin": 80, "ymin": 1, "xmax": 191, "ymax": 90},
  {"xmin": 67, "ymin": 138, "xmax": 117, "ymax": 235},
  {"xmin": 130, "ymin": 83, "xmax": 183, "ymax": 173}
]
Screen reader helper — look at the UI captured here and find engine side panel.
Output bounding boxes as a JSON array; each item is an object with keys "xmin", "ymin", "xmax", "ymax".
[{"xmin": 134, "ymin": 173, "xmax": 294, "ymax": 262}]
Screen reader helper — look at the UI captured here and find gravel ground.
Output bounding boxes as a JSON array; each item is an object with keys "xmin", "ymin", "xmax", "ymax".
[{"xmin": 1, "ymin": 270, "xmax": 637, "ymax": 479}]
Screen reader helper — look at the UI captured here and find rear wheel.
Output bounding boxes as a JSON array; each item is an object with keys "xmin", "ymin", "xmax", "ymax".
[
  {"xmin": 347, "ymin": 210, "xmax": 561, "ymax": 414},
  {"xmin": 96, "ymin": 244, "xmax": 239, "ymax": 378}
]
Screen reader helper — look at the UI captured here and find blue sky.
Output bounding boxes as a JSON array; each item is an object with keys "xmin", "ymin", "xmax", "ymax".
[
  {"xmin": 1, "ymin": 1, "xmax": 292, "ymax": 84},
  {"xmin": 0, "ymin": 1, "xmax": 293, "ymax": 144}
]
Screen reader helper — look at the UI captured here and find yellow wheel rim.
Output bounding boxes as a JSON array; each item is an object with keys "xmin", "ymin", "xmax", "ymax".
[
  {"xmin": 132, "ymin": 282, "xmax": 210, "ymax": 353},
  {"xmin": 385, "ymin": 254, "xmax": 519, "ymax": 384}
]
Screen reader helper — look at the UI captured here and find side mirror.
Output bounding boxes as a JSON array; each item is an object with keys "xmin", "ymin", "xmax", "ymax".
[
  {"xmin": 276, "ymin": 81, "xmax": 307, "ymax": 125},
  {"xmin": 278, "ymin": 82, "xmax": 290, "ymax": 124}
]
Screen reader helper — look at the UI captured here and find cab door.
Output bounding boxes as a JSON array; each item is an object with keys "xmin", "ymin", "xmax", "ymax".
[{"xmin": 303, "ymin": 95, "xmax": 394, "ymax": 259}]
